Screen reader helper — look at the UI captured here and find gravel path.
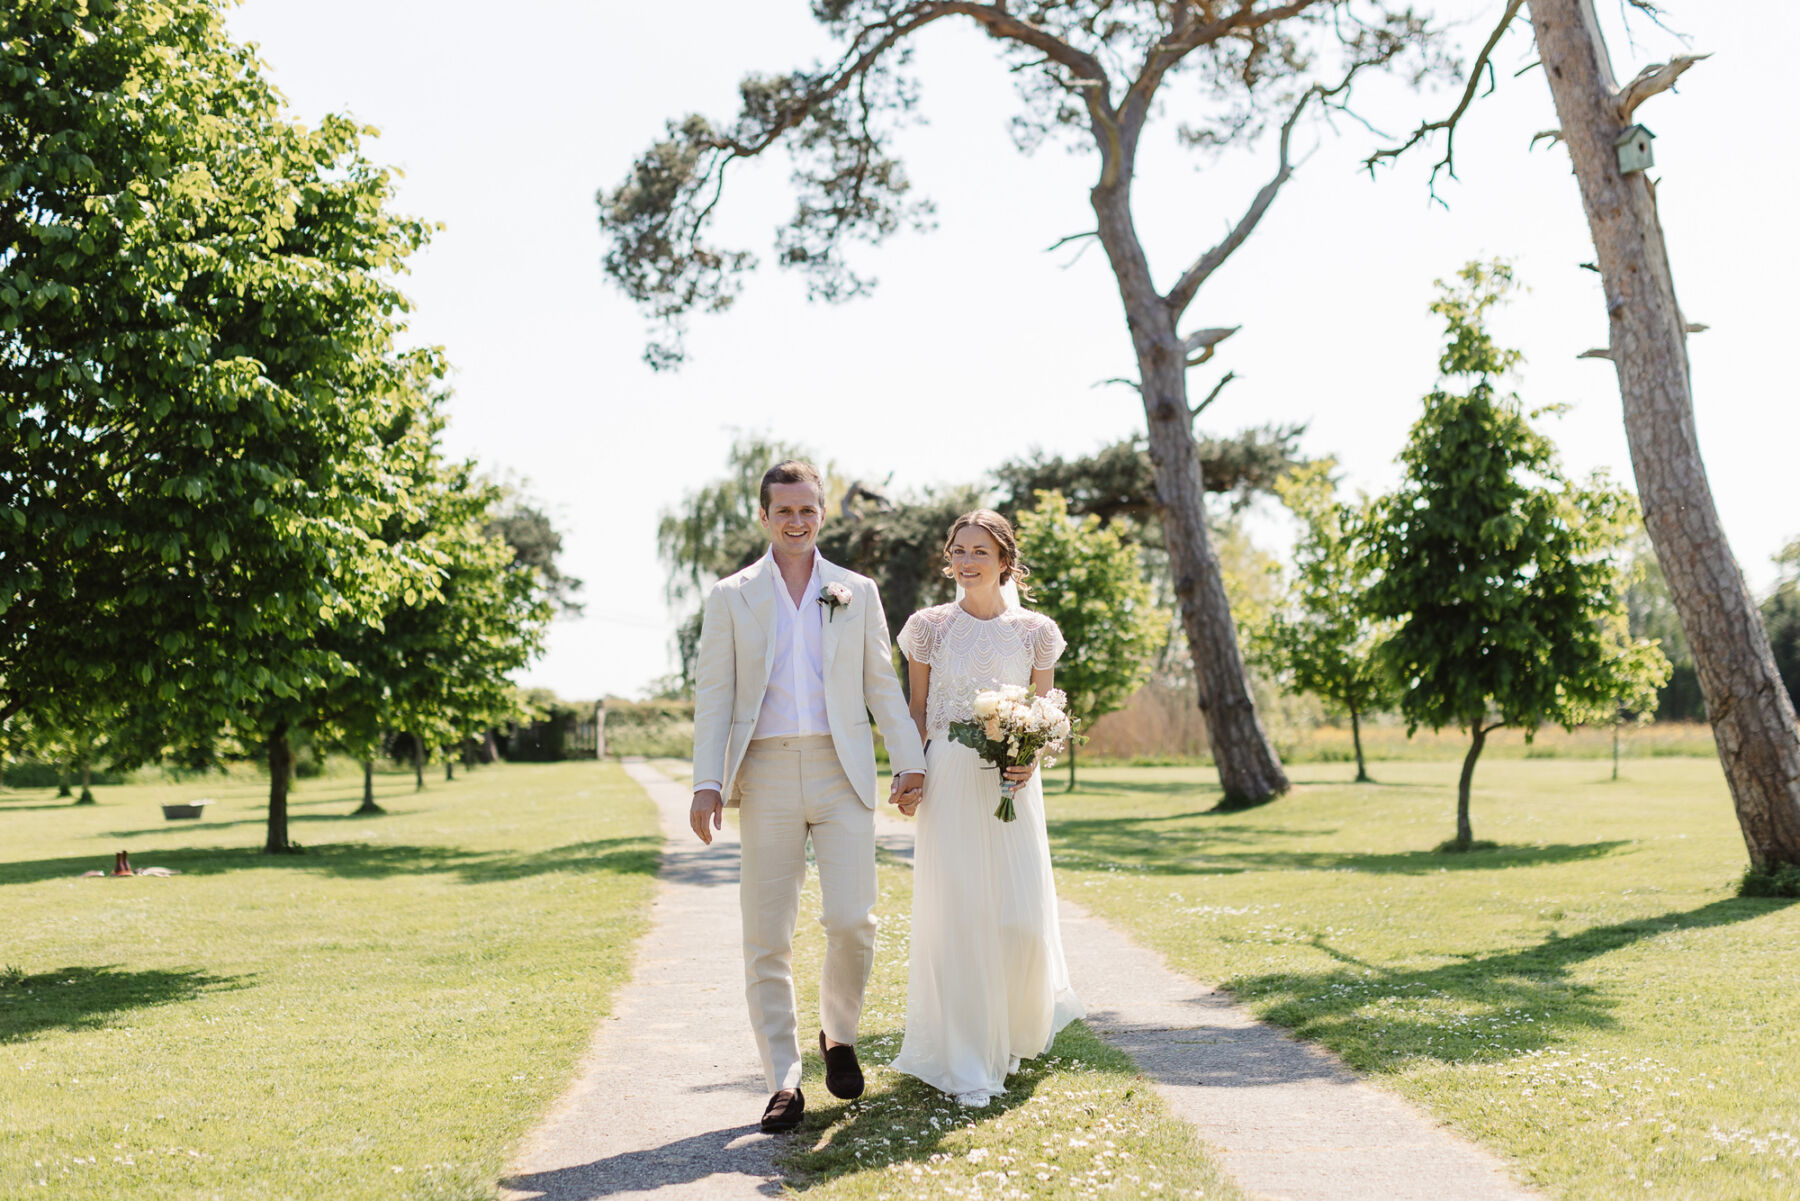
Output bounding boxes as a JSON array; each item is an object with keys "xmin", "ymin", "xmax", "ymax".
[
  {"xmin": 502, "ymin": 761, "xmax": 1541, "ymax": 1200},
  {"xmin": 498, "ymin": 761, "xmax": 781, "ymax": 1200}
]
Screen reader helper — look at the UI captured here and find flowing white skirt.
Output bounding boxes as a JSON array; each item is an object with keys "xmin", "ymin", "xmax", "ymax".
[{"xmin": 890, "ymin": 738, "xmax": 1084, "ymax": 1105}]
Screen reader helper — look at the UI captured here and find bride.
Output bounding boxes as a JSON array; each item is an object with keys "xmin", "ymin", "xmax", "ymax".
[{"xmin": 888, "ymin": 509, "xmax": 1084, "ymax": 1106}]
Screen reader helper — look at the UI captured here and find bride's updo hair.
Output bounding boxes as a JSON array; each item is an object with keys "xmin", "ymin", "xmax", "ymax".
[{"xmin": 942, "ymin": 509, "xmax": 1034, "ymax": 602}]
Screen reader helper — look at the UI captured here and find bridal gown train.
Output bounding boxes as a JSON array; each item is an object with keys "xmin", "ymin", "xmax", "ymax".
[{"xmin": 889, "ymin": 602, "xmax": 1085, "ymax": 1106}]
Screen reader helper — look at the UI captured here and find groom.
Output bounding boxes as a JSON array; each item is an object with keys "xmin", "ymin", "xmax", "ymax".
[{"xmin": 689, "ymin": 459, "xmax": 926, "ymax": 1133}]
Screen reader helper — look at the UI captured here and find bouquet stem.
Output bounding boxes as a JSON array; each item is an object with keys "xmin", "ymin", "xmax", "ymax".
[{"xmin": 995, "ymin": 777, "xmax": 1019, "ymax": 822}]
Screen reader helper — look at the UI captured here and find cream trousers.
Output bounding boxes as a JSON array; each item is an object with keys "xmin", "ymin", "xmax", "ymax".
[{"xmin": 736, "ymin": 734, "xmax": 877, "ymax": 1092}]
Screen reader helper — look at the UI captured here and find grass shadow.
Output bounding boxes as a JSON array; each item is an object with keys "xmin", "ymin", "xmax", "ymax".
[
  {"xmin": 1048, "ymin": 810, "xmax": 1632, "ymax": 877},
  {"xmin": 0, "ymin": 837, "xmax": 660, "ymax": 886},
  {"xmin": 101, "ymin": 807, "xmax": 426, "ymax": 838},
  {"xmin": 1230, "ymin": 896, "xmax": 1793, "ymax": 1068},
  {"xmin": 780, "ymin": 1025, "xmax": 1069, "ymax": 1190},
  {"xmin": 0, "ymin": 965, "xmax": 250, "ymax": 1043}
]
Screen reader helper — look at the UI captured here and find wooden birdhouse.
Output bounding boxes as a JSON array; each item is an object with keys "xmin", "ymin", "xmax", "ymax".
[{"xmin": 1615, "ymin": 124, "xmax": 1655, "ymax": 174}]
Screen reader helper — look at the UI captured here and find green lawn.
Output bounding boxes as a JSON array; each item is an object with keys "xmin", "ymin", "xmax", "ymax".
[
  {"xmin": 0, "ymin": 761, "xmax": 658, "ymax": 1200},
  {"xmin": 1048, "ymin": 758, "xmax": 1800, "ymax": 1200}
]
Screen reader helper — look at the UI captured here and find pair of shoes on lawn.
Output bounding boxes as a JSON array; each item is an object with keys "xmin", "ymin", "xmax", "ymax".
[{"xmin": 759, "ymin": 1032, "xmax": 864, "ymax": 1133}]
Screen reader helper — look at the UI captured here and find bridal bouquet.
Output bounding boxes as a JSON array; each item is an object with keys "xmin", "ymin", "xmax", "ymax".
[{"xmin": 947, "ymin": 686, "xmax": 1073, "ymax": 821}]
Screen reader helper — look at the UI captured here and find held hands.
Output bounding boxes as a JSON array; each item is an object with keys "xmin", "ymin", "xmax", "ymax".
[
  {"xmin": 690, "ymin": 789, "xmax": 724, "ymax": 844},
  {"xmin": 889, "ymin": 771, "xmax": 925, "ymax": 817}
]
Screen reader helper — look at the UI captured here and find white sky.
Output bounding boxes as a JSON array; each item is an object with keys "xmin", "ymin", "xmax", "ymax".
[{"xmin": 227, "ymin": 1, "xmax": 1799, "ymax": 701}]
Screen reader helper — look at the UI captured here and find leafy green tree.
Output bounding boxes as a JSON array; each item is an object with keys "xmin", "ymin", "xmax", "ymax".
[
  {"xmin": 1364, "ymin": 262, "xmax": 1668, "ymax": 851},
  {"xmin": 1253, "ymin": 461, "xmax": 1393, "ymax": 783},
  {"xmin": 311, "ymin": 404, "xmax": 551, "ymax": 812},
  {"xmin": 485, "ymin": 476, "xmax": 585, "ymax": 617},
  {"xmin": 1, "ymin": 0, "xmax": 453, "ymax": 850},
  {"xmin": 1015, "ymin": 491, "xmax": 1165, "ymax": 789}
]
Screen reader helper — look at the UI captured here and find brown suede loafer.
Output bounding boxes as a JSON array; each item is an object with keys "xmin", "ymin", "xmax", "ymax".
[
  {"xmin": 760, "ymin": 1086, "xmax": 805, "ymax": 1132},
  {"xmin": 820, "ymin": 1031, "xmax": 865, "ymax": 1100}
]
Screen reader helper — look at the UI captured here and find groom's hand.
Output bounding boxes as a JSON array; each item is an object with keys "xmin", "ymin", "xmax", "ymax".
[
  {"xmin": 889, "ymin": 771, "xmax": 924, "ymax": 817},
  {"xmin": 690, "ymin": 789, "xmax": 724, "ymax": 844}
]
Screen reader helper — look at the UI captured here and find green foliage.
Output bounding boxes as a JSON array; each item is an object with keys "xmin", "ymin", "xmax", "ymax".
[
  {"xmin": 1363, "ymin": 262, "xmax": 1668, "ymax": 842},
  {"xmin": 1365, "ymin": 263, "xmax": 1668, "ymax": 739},
  {"xmin": 601, "ymin": 698, "xmax": 695, "ymax": 759},
  {"xmin": 1253, "ymin": 461, "xmax": 1394, "ymax": 777},
  {"xmin": 0, "ymin": 0, "xmax": 440, "ymax": 759},
  {"xmin": 1015, "ymin": 491, "xmax": 1165, "ymax": 785},
  {"xmin": 485, "ymin": 476, "xmax": 586, "ymax": 617},
  {"xmin": 1739, "ymin": 860, "xmax": 1800, "ymax": 899},
  {"xmin": 1624, "ymin": 524, "xmax": 1706, "ymax": 720},
  {"xmin": 994, "ymin": 429, "xmax": 1306, "ymax": 524},
  {"xmin": 1760, "ymin": 536, "xmax": 1800, "ymax": 714}
]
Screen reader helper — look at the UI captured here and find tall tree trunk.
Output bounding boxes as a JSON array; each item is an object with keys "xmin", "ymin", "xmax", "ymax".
[
  {"xmin": 1091, "ymin": 184, "xmax": 1289, "ymax": 808},
  {"xmin": 355, "ymin": 757, "xmax": 384, "ymax": 815},
  {"xmin": 76, "ymin": 760, "xmax": 95, "ymax": 805},
  {"xmin": 265, "ymin": 720, "xmax": 296, "ymax": 854},
  {"xmin": 1529, "ymin": 0, "xmax": 1800, "ymax": 870},
  {"xmin": 444, "ymin": 754, "xmax": 454, "ymax": 782},
  {"xmin": 57, "ymin": 764, "xmax": 72, "ymax": 798},
  {"xmin": 1453, "ymin": 724, "xmax": 1487, "ymax": 850},
  {"xmin": 1612, "ymin": 720, "xmax": 1621, "ymax": 782},
  {"xmin": 1350, "ymin": 705, "xmax": 1370, "ymax": 784},
  {"xmin": 1066, "ymin": 739, "xmax": 1077, "ymax": 793},
  {"xmin": 411, "ymin": 735, "xmax": 424, "ymax": 791}
]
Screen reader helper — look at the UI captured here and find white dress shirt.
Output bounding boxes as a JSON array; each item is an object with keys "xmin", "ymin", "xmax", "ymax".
[
  {"xmin": 753, "ymin": 550, "xmax": 831, "ymax": 740},
  {"xmin": 694, "ymin": 549, "xmax": 829, "ymax": 793}
]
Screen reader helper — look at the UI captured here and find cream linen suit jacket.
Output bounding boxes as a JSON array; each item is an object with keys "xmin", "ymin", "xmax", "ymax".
[{"xmin": 692, "ymin": 554, "xmax": 925, "ymax": 809}]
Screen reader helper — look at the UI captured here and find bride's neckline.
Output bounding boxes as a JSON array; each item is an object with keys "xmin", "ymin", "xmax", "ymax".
[{"xmin": 954, "ymin": 599, "xmax": 1011, "ymax": 622}]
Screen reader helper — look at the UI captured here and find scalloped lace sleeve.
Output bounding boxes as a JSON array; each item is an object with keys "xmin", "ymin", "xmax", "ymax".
[
  {"xmin": 1028, "ymin": 614, "xmax": 1067, "ymax": 670},
  {"xmin": 897, "ymin": 608, "xmax": 937, "ymax": 664}
]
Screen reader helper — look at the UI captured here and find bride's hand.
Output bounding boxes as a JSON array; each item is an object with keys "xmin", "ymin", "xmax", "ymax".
[{"xmin": 1002, "ymin": 757, "xmax": 1038, "ymax": 784}]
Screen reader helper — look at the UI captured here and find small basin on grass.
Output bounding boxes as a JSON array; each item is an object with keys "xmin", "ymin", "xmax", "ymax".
[{"xmin": 161, "ymin": 800, "xmax": 213, "ymax": 820}]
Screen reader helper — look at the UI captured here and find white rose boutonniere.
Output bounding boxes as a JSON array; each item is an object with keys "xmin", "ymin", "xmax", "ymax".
[{"xmin": 818, "ymin": 582, "xmax": 853, "ymax": 622}]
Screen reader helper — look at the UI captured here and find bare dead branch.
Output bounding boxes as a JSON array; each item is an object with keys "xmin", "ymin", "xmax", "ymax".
[
  {"xmin": 1362, "ymin": 0, "xmax": 1525, "ymax": 204},
  {"xmin": 1190, "ymin": 370, "xmax": 1239, "ymax": 418},
  {"xmin": 1530, "ymin": 128, "xmax": 1563, "ymax": 150},
  {"xmin": 1615, "ymin": 52, "xmax": 1710, "ymax": 120},
  {"xmin": 1094, "ymin": 377, "xmax": 1143, "ymax": 393},
  {"xmin": 1182, "ymin": 326, "xmax": 1241, "ymax": 357}
]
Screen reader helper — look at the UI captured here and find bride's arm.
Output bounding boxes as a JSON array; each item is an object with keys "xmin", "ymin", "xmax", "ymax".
[
  {"xmin": 906, "ymin": 659, "xmax": 930, "ymax": 747},
  {"xmin": 899, "ymin": 660, "xmax": 930, "ymax": 815}
]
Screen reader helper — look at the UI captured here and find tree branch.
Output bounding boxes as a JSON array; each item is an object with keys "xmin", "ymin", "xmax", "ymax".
[
  {"xmin": 1614, "ymin": 52, "xmax": 1709, "ymax": 120},
  {"xmin": 1190, "ymin": 370, "xmax": 1238, "ymax": 419},
  {"xmin": 1121, "ymin": 1, "xmax": 1324, "ymax": 138},
  {"xmin": 1362, "ymin": 0, "xmax": 1524, "ymax": 204},
  {"xmin": 1164, "ymin": 81, "xmax": 1312, "ymax": 316}
]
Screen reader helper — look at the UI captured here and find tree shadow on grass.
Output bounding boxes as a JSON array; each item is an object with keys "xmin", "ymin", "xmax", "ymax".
[
  {"xmin": 0, "ymin": 965, "xmax": 250, "ymax": 1044},
  {"xmin": 1228, "ymin": 895, "xmax": 1794, "ymax": 1069},
  {"xmin": 102, "ymin": 806, "xmax": 425, "ymax": 838},
  {"xmin": 778, "ymin": 1025, "xmax": 1069, "ymax": 1193},
  {"xmin": 1048, "ymin": 810, "xmax": 1631, "ymax": 877},
  {"xmin": 0, "ymin": 837, "xmax": 660, "ymax": 886}
]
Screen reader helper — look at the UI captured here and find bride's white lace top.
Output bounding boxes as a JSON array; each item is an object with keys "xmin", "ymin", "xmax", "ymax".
[{"xmin": 898, "ymin": 603, "xmax": 1066, "ymax": 736}]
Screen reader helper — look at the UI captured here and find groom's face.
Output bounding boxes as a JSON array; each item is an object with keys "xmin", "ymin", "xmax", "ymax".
[{"xmin": 760, "ymin": 482, "xmax": 825, "ymax": 558}]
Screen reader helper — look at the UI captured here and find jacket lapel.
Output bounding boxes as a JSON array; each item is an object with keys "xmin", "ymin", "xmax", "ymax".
[
  {"xmin": 819, "ymin": 558, "xmax": 846, "ymax": 676},
  {"xmin": 742, "ymin": 553, "xmax": 780, "ymax": 680}
]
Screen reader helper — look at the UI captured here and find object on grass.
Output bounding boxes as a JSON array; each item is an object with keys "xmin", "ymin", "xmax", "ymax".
[{"xmin": 161, "ymin": 799, "xmax": 212, "ymax": 820}]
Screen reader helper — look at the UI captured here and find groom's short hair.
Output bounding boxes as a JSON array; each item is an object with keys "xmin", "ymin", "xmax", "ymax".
[{"xmin": 759, "ymin": 460, "xmax": 824, "ymax": 511}]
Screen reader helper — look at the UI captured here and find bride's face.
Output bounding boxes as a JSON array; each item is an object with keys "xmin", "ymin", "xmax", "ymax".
[{"xmin": 947, "ymin": 526, "xmax": 1005, "ymax": 593}]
